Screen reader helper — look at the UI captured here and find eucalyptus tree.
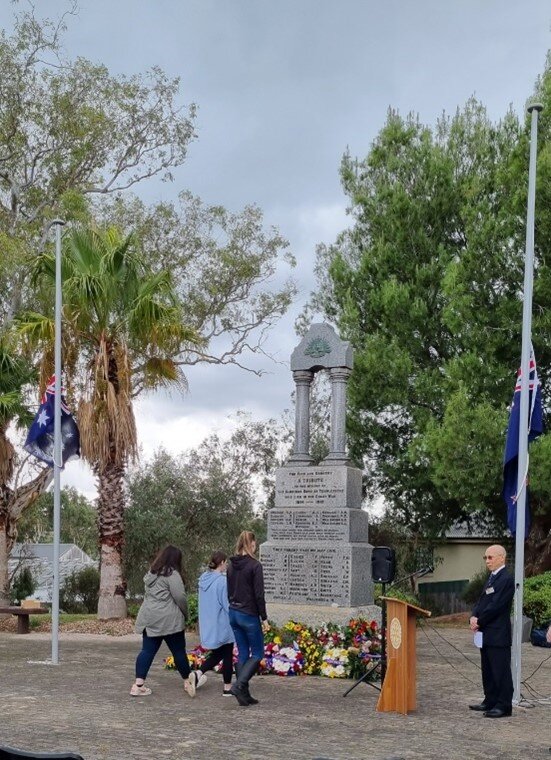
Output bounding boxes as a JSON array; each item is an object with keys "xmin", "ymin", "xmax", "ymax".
[
  {"xmin": 0, "ymin": 4, "xmax": 196, "ymax": 324},
  {"xmin": 18, "ymin": 225, "xmax": 202, "ymax": 618}
]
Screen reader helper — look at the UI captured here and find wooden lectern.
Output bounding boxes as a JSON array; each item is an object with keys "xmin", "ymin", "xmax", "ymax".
[{"xmin": 376, "ymin": 597, "xmax": 431, "ymax": 715}]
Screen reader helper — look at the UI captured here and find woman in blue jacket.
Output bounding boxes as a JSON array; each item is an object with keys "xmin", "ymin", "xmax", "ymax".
[{"xmin": 192, "ymin": 550, "xmax": 235, "ymax": 696}]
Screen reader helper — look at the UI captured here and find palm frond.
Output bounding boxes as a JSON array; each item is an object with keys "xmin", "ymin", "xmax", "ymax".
[
  {"xmin": 142, "ymin": 357, "xmax": 188, "ymax": 393},
  {"xmin": 78, "ymin": 337, "xmax": 138, "ymax": 469},
  {"xmin": 14, "ymin": 312, "xmax": 55, "ymax": 345},
  {"xmin": 0, "ymin": 390, "xmax": 25, "ymax": 423},
  {"xmin": 25, "ymin": 222, "xmax": 200, "ymax": 473},
  {"xmin": 128, "ymin": 271, "xmax": 203, "ymax": 351}
]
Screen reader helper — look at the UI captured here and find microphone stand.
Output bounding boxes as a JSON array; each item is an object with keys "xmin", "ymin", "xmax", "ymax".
[
  {"xmin": 343, "ymin": 580, "xmax": 387, "ymax": 697},
  {"xmin": 343, "ymin": 567, "xmax": 432, "ymax": 698}
]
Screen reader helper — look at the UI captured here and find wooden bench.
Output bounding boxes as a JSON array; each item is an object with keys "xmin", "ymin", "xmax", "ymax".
[{"xmin": 0, "ymin": 606, "xmax": 48, "ymax": 634}]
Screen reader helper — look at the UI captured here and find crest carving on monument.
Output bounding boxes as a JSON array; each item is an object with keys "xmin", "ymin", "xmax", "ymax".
[{"xmin": 304, "ymin": 337, "xmax": 331, "ymax": 358}]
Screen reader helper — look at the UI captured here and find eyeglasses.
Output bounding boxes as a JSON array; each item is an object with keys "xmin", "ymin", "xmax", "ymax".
[{"xmin": 483, "ymin": 555, "xmax": 494, "ymax": 560}]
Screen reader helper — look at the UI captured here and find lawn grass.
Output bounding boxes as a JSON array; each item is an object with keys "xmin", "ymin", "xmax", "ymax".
[{"xmin": 29, "ymin": 613, "xmax": 95, "ymax": 629}]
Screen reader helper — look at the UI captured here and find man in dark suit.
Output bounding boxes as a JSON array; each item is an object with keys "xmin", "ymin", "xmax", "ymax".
[{"xmin": 469, "ymin": 544, "xmax": 515, "ymax": 718}]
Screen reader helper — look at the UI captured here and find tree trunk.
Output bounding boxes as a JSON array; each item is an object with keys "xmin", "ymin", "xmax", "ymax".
[
  {"xmin": 525, "ymin": 514, "xmax": 551, "ymax": 576},
  {"xmin": 97, "ymin": 460, "xmax": 127, "ymax": 619},
  {"xmin": 0, "ymin": 499, "xmax": 12, "ymax": 607},
  {"xmin": 0, "ymin": 469, "xmax": 52, "ymax": 606}
]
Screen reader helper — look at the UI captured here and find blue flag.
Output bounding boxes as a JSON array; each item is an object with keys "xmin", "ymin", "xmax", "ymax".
[
  {"xmin": 24, "ymin": 376, "xmax": 80, "ymax": 468},
  {"xmin": 503, "ymin": 352, "xmax": 543, "ymax": 537}
]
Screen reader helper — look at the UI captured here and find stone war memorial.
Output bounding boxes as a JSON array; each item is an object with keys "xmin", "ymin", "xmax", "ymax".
[{"xmin": 260, "ymin": 323, "xmax": 379, "ymax": 626}]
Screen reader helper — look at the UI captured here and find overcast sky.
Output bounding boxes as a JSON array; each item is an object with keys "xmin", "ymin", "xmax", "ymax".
[{"xmin": 3, "ymin": 1, "xmax": 551, "ymax": 498}]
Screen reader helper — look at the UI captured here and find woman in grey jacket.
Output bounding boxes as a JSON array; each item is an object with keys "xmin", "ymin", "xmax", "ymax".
[{"xmin": 131, "ymin": 545, "xmax": 196, "ymax": 697}]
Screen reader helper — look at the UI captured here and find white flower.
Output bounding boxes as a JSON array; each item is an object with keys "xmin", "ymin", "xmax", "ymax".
[{"xmin": 279, "ymin": 647, "xmax": 296, "ymax": 659}]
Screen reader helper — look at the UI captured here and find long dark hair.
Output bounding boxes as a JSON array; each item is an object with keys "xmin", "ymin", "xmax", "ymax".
[{"xmin": 150, "ymin": 545, "xmax": 183, "ymax": 577}]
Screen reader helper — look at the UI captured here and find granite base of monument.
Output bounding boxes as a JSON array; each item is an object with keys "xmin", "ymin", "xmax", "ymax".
[{"xmin": 266, "ymin": 602, "xmax": 382, "ymax": 628}]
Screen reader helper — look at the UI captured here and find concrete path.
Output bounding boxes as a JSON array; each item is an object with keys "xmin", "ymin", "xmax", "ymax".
[{"xmin": 0, "ymin": 625, "xmax": 549, "ymax": 759}]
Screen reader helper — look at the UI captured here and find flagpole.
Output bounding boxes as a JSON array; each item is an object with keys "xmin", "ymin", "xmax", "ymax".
[
  {"xmin": 512, "ymin": 102, "xmax": 542, "ymax": 704},
  {"xmin": 51, "ymin": 218, "xmax": 65, "ymax": 666}
]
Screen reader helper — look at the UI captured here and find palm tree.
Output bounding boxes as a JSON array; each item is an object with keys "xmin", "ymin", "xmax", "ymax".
[
  {"xmin": 18, "ymin": 225, "xmax": 202, "ymax": 618},
  {"xmin": 0, "ymin": 340, "xmax": 51, "ymax": 605}
]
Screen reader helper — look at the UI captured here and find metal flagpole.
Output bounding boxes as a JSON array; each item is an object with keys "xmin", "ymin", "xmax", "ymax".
[
  {"xmin": 51, "ymin": 218, "xmax": 65, "ymax": 665},
  {"xmin": 512, "ymin": 103, "xmax": 542, "ymax": 704}
]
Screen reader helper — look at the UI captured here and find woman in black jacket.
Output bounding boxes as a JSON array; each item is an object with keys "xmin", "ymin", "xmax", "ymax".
[{"xmin": 227, "ymin": 530, "xmax": 268, "ymax": 706}]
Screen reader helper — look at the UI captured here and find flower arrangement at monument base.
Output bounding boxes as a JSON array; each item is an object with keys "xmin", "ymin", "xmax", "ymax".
[
  {"xmin": 315, "ymin": 621, "xmax": 347, "ymax": 649},
  {"xmin": 263, "ymin": 641, "xmax": 304, "ymax": 676},
  {"xmin": 164, "ymin": 618, "xmax": 381, "ymax": 679},
  {"xmin": 320, "ymin": 646, "xmax": 350, "ymax": 678},
  {"xmin": 280, "ymin": 621, "xmax": 324, "ymax": 675}
]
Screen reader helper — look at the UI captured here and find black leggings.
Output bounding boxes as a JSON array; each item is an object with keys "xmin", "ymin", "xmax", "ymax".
[
  {"xmin": 199, "ymin": 642, "xmax": 234, "ymax": 684},
  {"xmin": 136, "ymin": 630, "xmax": 191, "ymax": 680}
]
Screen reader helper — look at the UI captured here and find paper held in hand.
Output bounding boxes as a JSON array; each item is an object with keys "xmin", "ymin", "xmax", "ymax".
[{"xmin": 473, "ymin": 631, "xmax": 483, "ymax": 648}]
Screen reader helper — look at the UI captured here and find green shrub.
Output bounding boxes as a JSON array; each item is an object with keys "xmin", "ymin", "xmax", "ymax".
[
  {"xmin": 127, "ymin": 601, "xmax": 141, "ymax": 618},
  {"xmin": 9, "ymin": 567, "xmax": 36, "ymax": 603},
  {"xmin": 187, "ymin": 592, "xmax": 198, "ymax": 629},
  {"xmin": 462, "ymin": 569, "xmax": 488, "ymax": 606},
  {"xmin": 523, "ymin": 571, "xmax": 551, "ymax": 627},
  {"xmin": 60, "ymin": 566, "xmax": 100, "ymax": 614},
  {"xmin": 375, "ymin": 584, "xmax": 420, "ymax": 607}
]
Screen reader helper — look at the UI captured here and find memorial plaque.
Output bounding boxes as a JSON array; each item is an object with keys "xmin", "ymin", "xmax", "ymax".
[
  {"xmin": 275, "ymin": 466, "xmax": 362, "ymax": 509},
  {"xmin": 262, "ymin": 542, "xmax": 373, "ymax": 606},
  {"xmin": 268, "ymin": 507, "xmax": 369, "ymax": 542}
]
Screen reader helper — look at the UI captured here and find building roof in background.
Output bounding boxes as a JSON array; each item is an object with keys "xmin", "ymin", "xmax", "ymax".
[{"xmin": 10, "ymin": 543, "xmax": 90, "ymax": 561}]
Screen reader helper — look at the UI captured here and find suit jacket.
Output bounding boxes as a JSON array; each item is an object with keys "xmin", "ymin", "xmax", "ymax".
[{"xmin": 472, "ymin": 567, "xmax": 515, "ymax": 647}]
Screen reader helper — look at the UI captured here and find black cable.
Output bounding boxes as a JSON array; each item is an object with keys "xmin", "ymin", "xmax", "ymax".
[
  {"xmin": 421, "ymin": 620, "xmax": 481, "ymax": 670},
  {"xmin": 420, "ymin": 620, "xmax": 550, "ymax": 706},
  {"xmin": 522, "ymin": 648, "xmax": 551, "ymax": 684},
  {"xmin": 520, "ymin": 649, "xmax": 551, "ymax": 701},
  {"xmin": 419, "ymin": 620, "xmax": 481, "ymax": 687}
]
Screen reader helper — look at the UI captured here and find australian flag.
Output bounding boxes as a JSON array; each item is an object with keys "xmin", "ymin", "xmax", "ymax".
[
  {"xmin": 24, "ymin": 376, "xmax": 80, "ymax": 468},
  {"xmin": 503, "ymin": 351, "xmax": 543, "ymax": 537}
]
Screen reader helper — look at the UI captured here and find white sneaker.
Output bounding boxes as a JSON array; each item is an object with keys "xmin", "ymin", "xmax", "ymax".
[
  {"xmin": 196, "ymin": 672, "xmax": 207, "ymax": 689},
  {"xmin": 185, "ymin": 671, "xmax": 197, "ymax": 698}
]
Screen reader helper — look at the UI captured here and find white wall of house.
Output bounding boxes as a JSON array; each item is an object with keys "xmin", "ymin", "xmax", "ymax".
[{"xmin": 418, "ymin": 542, "xmax": 487, "ymax": 585}]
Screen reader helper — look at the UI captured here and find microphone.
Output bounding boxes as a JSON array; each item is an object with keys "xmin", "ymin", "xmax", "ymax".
[{"xmin": 416, "ymin": 566, "xmax": 434, "ymax": 578}]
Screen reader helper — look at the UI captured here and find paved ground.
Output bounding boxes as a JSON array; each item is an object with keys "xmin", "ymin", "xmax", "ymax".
[{"xmin": 0, "ymin": 624, "xmax": 549, "ymax": 760}]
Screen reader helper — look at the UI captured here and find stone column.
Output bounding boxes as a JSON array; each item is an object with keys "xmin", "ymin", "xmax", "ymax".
[
  {"xmin": 324, "ymin": 367, "xmax": 352, "ymax": 465},
  {"xmin": 286, "ymin": 369, "xmax": 314, "ymax": 465}
]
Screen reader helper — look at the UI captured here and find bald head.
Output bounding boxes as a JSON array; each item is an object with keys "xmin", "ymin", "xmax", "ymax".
[{"xmin": 484, "ymin": 545, "xmax": 506, "ymax": 572}]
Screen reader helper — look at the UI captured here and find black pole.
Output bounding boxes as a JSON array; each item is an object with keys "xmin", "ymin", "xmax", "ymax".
[{"xmin": 342, "ymin": 582, "xmax": 388, "ymax": 698}]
